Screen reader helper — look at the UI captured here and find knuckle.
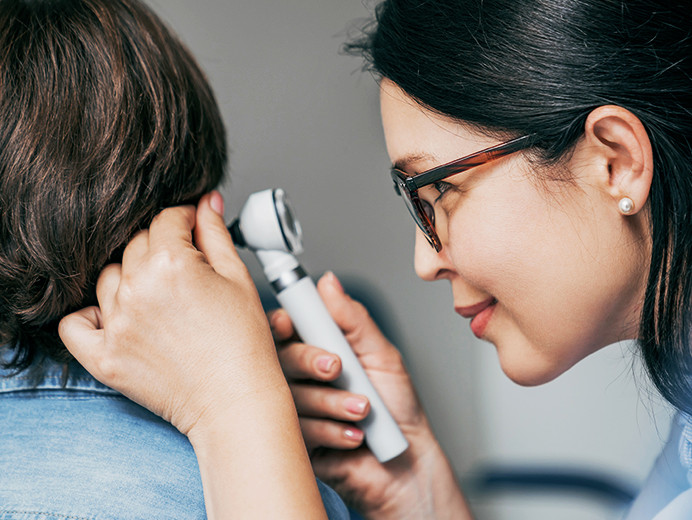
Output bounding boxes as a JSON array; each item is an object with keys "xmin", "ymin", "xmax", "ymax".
[
  {"xmin": 351, "ymin": 299, "xmax": 370, "ymax": 322},
  {"xmin": 57, "ymin": 315, "xmax": 72, "ymax": 340},
  {"xmin": 316, "ymin": 390, "xmax": 335, "ymax": 413},
  {"xmin": 116, "ymin": 275, "xmax": 138, "ymax": 306},
  {"xmin": 127, "ymin": 229, "xmax": 148, "ymax": 247},
  {"xmin": 150, "ymin": 248, "xmax": 184, "ymax": 274},
  {"xmin": 152, "ymin": 206, "xmax": 180, "ymax": 223},
  {"xmin": 382, "ymin": 343, "xmax": 405, "ymax": 369},
  {"xmin": 93, "ymin": 353, "xmax": 119, "ymax": 383},
  {"xmin": 347, "ymin": 300, "xmax": 371, "ymax": 342},
  {"xmin": 307, "ymin": 418, "xmax": 330, "ymax": 438},
  {"xmin": 299, "ymin": 346, "xmax": 316, "ymax": 371}
]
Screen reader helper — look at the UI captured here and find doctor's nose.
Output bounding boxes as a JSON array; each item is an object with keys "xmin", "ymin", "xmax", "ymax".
[{"xmin": 414, "ymin": 228, "xmax": 452, "ymax": 282}]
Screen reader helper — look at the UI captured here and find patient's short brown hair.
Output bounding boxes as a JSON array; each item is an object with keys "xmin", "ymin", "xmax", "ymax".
[{"xmin": 0, "ymin": 0, "xmax": 227, "ymax": 370}]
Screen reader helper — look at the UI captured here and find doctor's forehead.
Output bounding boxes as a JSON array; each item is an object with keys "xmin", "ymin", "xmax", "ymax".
[{"xmin": 379, "ymin": 79, "xmax": 483, "ymax": 171}]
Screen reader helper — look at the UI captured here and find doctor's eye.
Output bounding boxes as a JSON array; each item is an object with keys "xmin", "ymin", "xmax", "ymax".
[{"xmin": 432, "ymin": 181, "xmax": 453, "ymax": 201}]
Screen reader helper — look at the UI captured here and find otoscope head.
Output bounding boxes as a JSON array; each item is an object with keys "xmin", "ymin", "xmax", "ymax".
[{"xmin": 229, "ymin": 188, "xmax": 303, "ymax": 255}]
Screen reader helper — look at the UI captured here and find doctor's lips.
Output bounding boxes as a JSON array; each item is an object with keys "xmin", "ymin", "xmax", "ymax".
[{"xmin": 455, "ymin": 297, "xmax": 498, "ymax": 338}]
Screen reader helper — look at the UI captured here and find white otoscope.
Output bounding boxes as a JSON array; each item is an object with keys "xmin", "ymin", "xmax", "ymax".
[{"xmin": 228, "ymin": 188, "xmax": 408, "ymax": 463}]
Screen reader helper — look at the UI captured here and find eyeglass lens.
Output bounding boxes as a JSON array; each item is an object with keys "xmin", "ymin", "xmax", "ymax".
[
  {"xmin": 402, "ymin": 189, "xmax": 435, "ymax": 234},
  {"xmin": 393, "ymin": 175, "xmax": 439, "ymax": 248}
]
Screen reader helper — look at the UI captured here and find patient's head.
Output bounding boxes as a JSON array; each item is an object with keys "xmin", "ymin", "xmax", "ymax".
[{"xmin": 0, "ymin": 0, "xmax": 227, "ymax": 370}]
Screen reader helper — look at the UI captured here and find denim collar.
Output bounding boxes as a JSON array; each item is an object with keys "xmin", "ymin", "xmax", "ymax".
[{"xmin": 0, "ymin": 352, "xmax": 118, "ymax": 395}]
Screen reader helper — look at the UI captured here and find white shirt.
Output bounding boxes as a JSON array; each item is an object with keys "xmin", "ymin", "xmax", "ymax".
[{"xmin": 626, "ymin": 413, "xmax": 692, "ymax": 519}]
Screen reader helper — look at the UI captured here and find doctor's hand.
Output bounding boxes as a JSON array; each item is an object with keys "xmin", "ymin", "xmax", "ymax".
[
  {"xmin": 58, "ymin": 193, "xmax": 283, "ymax": 436},
  {"xmin": 272, "ymin": 273, "xmax": 472, "ymax": 520},
  {"xmin": 58, "ymin": 192, "xmax": 328, "ymax": 520}
]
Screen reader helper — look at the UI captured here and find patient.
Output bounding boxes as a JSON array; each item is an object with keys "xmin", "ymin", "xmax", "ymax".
[{"xmin": 0, "ymin": 1, "xmax": 345, "ymax": 518}]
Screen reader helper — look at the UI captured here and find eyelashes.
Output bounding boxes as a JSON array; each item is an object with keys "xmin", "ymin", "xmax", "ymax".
[
  {"xmin": 432, "ymin": 181, "xmax": 453, "ymax": 202},
  {"xmin": 420, "ymin": 180, "xmax": 461, "ymax": 209}
]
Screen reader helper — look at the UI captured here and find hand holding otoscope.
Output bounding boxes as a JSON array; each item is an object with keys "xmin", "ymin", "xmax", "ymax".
[{"xmin": 228, "ymin": 188, "xmax": 409, "ymax": 462}]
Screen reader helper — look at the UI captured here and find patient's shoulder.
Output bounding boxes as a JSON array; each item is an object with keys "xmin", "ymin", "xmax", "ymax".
[
  {"xmin": 0, "ymin": 359, "xmax": 350, "ymax": 520},
  {"xmin": 0, "ymin": 360, "xmax": 206, "ymax": 520}
]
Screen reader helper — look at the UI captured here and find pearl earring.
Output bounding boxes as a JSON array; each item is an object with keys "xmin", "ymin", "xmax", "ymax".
[{"xmin": 618, "ymin": 197, "xmax": 635, "ymax": 215}]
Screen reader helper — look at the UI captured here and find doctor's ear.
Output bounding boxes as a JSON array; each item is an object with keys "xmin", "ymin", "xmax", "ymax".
[{"xmin": 582, "ymin": 105, "xmax": 653, "ymax": 215}]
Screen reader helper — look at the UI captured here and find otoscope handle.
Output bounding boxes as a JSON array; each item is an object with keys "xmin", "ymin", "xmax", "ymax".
[{"xmin": 275, "ymin": 276, "xmax": 409, "ymax": 462}]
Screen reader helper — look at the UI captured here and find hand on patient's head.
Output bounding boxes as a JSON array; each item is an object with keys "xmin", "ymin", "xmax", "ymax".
[
  {"xmin": 60, "ymin": 193, "xmax": 282, "ymax": 437},
  {"xmin": 0, "ymin": 0, "xmax": 226, "ymax": 372}
]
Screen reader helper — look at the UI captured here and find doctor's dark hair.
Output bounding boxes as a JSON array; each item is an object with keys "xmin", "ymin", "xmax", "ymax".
[
  {"xmin": 0, "ymin": 0, "xmax": 226, "ymax": 372},
  {"xmin": 347, "ymin": 0, "xmax": 692, "ymax": 411}
]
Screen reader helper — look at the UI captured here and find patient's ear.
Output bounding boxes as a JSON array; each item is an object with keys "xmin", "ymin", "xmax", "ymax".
[{"xmin": 582, "ymin": 105, "xmax": 653, "ymax": 215}]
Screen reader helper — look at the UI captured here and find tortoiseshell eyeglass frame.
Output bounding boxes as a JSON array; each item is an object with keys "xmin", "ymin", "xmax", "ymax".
[{"xmin": 390, "ymin": 134, "xmax": 533, "ymax": 251}]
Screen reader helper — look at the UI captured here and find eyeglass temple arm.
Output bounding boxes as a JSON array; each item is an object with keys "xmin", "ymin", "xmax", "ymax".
[{"xmin": 408, "ymin": 134, "xmax": 533, "ymax": 190}]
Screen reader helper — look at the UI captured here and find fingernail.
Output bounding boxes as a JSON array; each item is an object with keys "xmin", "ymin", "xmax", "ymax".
[
  {"xmin": 344, "ymin": 428, "xmax": 364, "ymax": 442},
  {"xmin": 209, "ymin": 190, "xmax": 224, "ymax": 215},
  {"xmin": 317, "ymin": 355, "xmax": 336, "ymax": 373},
  {"xmin": 344, "ymin": 396, "xmax": 368, "ymax": 415},
  {"xmin": 325, "ymin": 271, "xmax": 343, "ymax": 293}
]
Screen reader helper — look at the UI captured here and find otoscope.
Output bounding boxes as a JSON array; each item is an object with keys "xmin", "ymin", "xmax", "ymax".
[{"xmin": 228, "ymin": 188, "xmax": 408, "ymax": 463}]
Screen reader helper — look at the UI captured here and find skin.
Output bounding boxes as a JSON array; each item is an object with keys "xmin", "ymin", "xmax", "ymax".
[
  {"xmin": 60, "ymin": 79, "xmax": 656, "ymax": 518},
  {"xmin": 273, "ymin": 79, "xmax": 655, "ymax": 518},
  {"xmin": 381, "ymin": 79, "xmax": 653, "ymax": 385},
  {"xmin": 60, "ymin": 193, "xmax": 327, "ymax": 520},
  {"xmin": 274, "ymin": 274, "xmax": 473, "ymax": 519}
]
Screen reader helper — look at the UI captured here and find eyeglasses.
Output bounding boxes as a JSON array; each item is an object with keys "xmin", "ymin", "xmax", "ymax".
[{"xmin": 390, "ymin": 134, "xmax": 533, "ymax": 251}]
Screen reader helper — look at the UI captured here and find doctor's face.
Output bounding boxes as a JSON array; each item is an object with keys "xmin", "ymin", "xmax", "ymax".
[{"xmin": 380, "ymin": 79, "xmax": 648, "ymax": 385}]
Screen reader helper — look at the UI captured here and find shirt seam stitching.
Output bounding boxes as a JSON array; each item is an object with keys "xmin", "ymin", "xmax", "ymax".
[{"xmin": 0, "ymin": 509, "xmax": 96, "ymax": 520}]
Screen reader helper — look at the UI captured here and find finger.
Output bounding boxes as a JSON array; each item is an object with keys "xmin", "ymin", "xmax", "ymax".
[
  {"xmin": 147, "ymin": 205, "xmax": 197, "ymax": 252},
  {"xmin": 278, "ymin": 341, "xmax": 341, "ymax": 381},
  {"xmin": 193, "ymin": 191, "xmax": 245, "ymax": 279},
  {"xmin": 95, "ymin": 263, "xmax": 122, "ymax": 318},
  {"xmin": 58, "ymin": 306, "xmax": 106, "ymax": 379},
  {"xmin": 317, "ymin": 271, "xmax": 389, "ymax": 355},
  {"xmin": 292, "ymin": 383, "xmax": 370, "ymax": 421},
  {"xmin": 269, "ymin": 309, "xmax": 296, "ymax": 342},
  {"xmin": 120, "ymin": 229, "xmax": 150, "ymax": 270},
  {"xmin": 300, "ymin": 417, "xmax": 364, "ymax": 452}
]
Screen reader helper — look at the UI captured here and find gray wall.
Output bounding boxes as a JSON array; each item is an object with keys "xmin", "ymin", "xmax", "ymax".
[{"xmin": 149, "ymin": 2, "xmax": 673, "ymax": 518}]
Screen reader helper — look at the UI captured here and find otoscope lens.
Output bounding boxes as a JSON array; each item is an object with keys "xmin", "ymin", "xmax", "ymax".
[
  {"xmin": 282, "ymin": 203, "xmax": 298, "ymax": 236},
  {"xmin": 273, "ymin": 189, "xmax": 303, "ymax": 254}
]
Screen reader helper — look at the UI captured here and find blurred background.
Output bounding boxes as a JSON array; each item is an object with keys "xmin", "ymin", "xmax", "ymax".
[{"xmin": 149, "ymin": 1, "xmax": 673, "ymax": 518}]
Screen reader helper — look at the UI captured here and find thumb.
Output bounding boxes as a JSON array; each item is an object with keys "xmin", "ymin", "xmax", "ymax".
[
  {"xmin": 194, "ymin": 191, "xmax": 245, "ymax": 279},
  {"xmin": 316, "ymin": 271, "xmax": 390, "ymax": 356},
  {"xmin": 58, "ymin": 306, "xmax": 108, "ymax": 380}
]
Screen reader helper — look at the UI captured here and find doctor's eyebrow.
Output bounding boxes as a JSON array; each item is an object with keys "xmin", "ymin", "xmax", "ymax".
[{"xmin": 392, "ymin": 152, "xmax": 438, "ymax": 176}]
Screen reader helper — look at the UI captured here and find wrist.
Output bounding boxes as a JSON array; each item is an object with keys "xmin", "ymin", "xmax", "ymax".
[
  {"xmin": 181, "ymin": 338, "xmax": 290, "ymax": 439},
  {"xmin": 369, "ymin": 435, "xmax": 472, "ymax": 520},
  {"xmin": 186, "ymin": 367, "xmax": 292, "ymax": 447},
  {"xmin": 188, "ymin": 380, "xmax": 328, "ymax": 519}
]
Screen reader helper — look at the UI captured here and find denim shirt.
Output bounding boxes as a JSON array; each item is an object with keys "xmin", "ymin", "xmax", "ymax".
[{"xmin": 0, "ymin": 357, "xmax": 349, "ymax": 520}]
